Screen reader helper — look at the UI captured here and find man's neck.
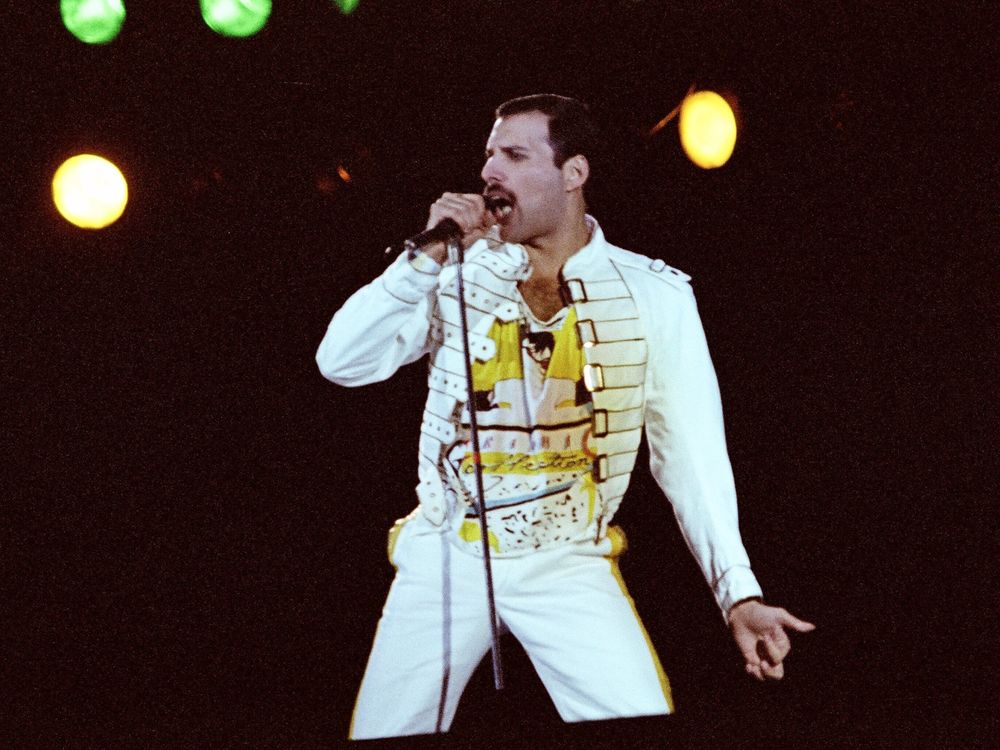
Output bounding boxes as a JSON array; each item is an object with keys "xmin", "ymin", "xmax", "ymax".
[{"xmin": 523, "ymin": 215, "xmax": 592, "ymax": 281}]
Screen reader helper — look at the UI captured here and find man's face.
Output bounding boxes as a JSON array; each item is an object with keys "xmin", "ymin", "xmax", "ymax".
[{"xmin": 481, "ymin": 111, "xmax": 568, "ymax": 245}]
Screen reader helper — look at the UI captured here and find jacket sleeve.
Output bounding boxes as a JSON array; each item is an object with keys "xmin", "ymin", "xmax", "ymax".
[
  {"xmin": 638, "ymin": 277, "xmax": 763, "ymax": 621},
  {"xmin": 316, "ymin": 251, "xmax": 441, "ymax": 387}
]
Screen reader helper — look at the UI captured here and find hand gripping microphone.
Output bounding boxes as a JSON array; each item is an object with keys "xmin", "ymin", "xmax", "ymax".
[{"xmin": 402, "ymin": 195, "xmax": 512, "ymax": 255}]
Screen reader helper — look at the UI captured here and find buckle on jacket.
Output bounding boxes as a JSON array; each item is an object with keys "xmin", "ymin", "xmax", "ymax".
[
  {"xmin": 576, "ymin": 318, "xmax": 597, "ymax": 347},
  {"xmin": 593, "ymin": 455, "xmax": 609, "ymax": 482},
  {"xmin": 561, "ymin": 278, "xmax": 587, "ymax": 304},
  {"xmin": 583, "ymin": 364, "xmax": 605, "ymax": 392},
  {"xmin": 592, "ymin": 409, "xmax": 609, "ymax": 437}
]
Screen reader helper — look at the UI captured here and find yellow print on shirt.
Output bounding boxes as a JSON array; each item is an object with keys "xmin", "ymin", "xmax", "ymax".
[
  {"xmin": 471, "ymin": 308, "xmax": 584, "ymax": 394},
  {"xmin": 471, "ymin": 318, "xmax": 523, "ymax": 393},
  {"xmin": 459, "ymin": 451, "xmax": 592, "ymax": 476}
]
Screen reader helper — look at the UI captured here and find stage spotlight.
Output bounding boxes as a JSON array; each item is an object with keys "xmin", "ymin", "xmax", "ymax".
[
  {"xmin": 679, "ymin": 90, "xmax": 738, "ymax": 169},
  {"xmin": 52, "ymin": 154, "xmax": 129, "ymax": 229},
  {"xmin": 61, "ymin": 0, "xmax": 126, "ymax": 45},
  {"xmin": 333, "ymin": 0, "xmax": 360, "ymax": 14},
  {"xmin": 200, "ymin": 0, "xmax": 271, "ymax": 38}
]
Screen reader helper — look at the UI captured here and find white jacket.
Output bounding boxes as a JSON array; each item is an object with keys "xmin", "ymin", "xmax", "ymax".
[{"xmin": 317, "ymin": 218, "xmax": 763, "ymax": 618}]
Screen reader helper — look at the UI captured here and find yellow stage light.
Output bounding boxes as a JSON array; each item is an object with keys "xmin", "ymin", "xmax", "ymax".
[
  {"xmin": 52, "ymin": 154, "xmax": 129, "ymax": 229},
  {"xmin": 679, "ymin": 90, "xmax": 738, "ymax": 169}
]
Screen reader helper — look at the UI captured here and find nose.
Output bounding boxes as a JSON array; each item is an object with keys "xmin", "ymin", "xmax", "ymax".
[{"xmin": 481, "ymin": 156, "xmax": 503, "ymax": 185}]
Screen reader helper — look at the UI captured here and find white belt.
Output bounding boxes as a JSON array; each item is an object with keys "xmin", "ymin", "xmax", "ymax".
[
  {"xmin": 594, "ymin": 450, "xmax": 639, "ymax": 481},
  {"xmin": 592, "ymin": 406, "xmax": 644, "ymax": 436},
  {"xmin": 583, "ymin": 363, "xmax": 646, "ymax": 391},
  {"xmin": 576, "ymin": 318, "xmax": 643, "ymax": 345}
]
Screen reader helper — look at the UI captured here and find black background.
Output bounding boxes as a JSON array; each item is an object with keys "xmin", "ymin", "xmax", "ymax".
[{"xmin": 3, "ymin": 2, "xmax": 995, "ymax": 748}]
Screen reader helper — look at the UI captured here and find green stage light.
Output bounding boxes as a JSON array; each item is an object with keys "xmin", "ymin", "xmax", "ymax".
[
  {"xmin": 333, "ymin": 0, "xmax": 361, "ymax": 14},
  {"xmin": 200, "ymin": 0, "xmax": 271, "ymax": 38},
  {"xmin": 61, "ymin": 0, "xmax": 126, "ymax": 45}
]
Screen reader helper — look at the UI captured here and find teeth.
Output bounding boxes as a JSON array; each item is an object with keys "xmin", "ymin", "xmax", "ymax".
[{"xmin": 498, "ymin": 205, "xmax": 512, "ymax": 217}]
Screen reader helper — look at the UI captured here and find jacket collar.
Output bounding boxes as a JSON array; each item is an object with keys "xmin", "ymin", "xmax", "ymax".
[
  {"xmin": 563, "ymin": 215, "xmax": 615, "ymax": 281},
  {"xmin": 497, "ymin": 214, "xmax": 610, "ymax": 282}
]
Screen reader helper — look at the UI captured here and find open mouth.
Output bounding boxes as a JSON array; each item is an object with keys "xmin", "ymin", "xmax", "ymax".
[{"xmin": 484, "ymin": 189, "xmax": 515, "ymax": 221}]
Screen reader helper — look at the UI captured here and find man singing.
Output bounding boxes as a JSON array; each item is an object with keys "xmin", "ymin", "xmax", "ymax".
[{"xmin": 317, "ymin": 94, "xmax": 814, "ymax": 740}]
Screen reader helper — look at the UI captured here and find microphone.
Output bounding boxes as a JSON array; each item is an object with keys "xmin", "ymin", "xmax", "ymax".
[{"xmin": 401, "ymin": 195, "xmax": 512, "ymax": 255}]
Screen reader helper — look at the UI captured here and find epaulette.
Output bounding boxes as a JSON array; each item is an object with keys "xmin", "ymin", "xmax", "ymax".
[{"xmin": 608, "ymin": 246, "xmax": 692, "ymax": 289}]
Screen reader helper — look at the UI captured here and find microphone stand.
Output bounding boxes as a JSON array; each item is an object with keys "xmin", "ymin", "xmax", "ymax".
[{"xmin": 449, "ymin": 234, "xmax": 505, "ymax": 691}]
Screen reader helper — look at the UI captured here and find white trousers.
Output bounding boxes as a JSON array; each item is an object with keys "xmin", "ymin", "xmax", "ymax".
[{"xmin": 349, "ymin": 514, "xmax": 673, "ymax": 740}]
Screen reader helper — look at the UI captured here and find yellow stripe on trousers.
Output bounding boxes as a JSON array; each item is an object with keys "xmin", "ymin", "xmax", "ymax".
[{"xmin": 604, "ymin": 526, "xmax": 675, "ymax": 713}]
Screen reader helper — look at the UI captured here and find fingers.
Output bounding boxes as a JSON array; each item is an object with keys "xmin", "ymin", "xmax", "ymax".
[
  {"xmin": 761, "ymin": 660, "xmax": 785, "ymax": 680},
  {"xmin": 743, "ymin": 652, "xmax": 784, "ymax": 681},
  {"xmin": 744, "ymin": 659, "xmax": 785, "ymax": 681},
  {"xmin": 733, "ymin": 603, "xmax": 814, "ymax": 683},
  {"xmin": 758, "ymin": 630, "xmax": 789, "ymax": 666},
  {"xmin": 743, "ymin": 629, "xmax": 792, "ymax": 682},
  {"xmin": 418, "ymin": 193, "xmax": 490, "ymax": 260},
  {"xmin": 778, "ymin": 608, "xmax": 817, "ymax": 632},
  {"xmin": 427, "ymin": 193, "xmax": 490, "ymax": 237}
]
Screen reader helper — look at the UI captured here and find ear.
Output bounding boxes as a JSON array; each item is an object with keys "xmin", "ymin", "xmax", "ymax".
[{"xmin": 562, "ymin": 154, "xmax": 589, "ymax": 192}]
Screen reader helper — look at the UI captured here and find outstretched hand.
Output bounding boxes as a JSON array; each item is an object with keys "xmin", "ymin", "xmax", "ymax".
[{"xmin": 728, "ymin": 599, "xmax": 815, "ymax": 681}]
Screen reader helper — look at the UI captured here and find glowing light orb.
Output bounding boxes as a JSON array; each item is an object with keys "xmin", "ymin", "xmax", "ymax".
[
  {"xmin": 52, "ymin": 154, "xmax": 129, "ymax": 229},
  {"xmin": 333, "ymin": 0, "xmax": 361, "ymax": 14},
  {"xmin": 679, "ymin": 90, "xmax": 738, "ymax": 169},
  {"xmin": 60, "ymin": 0, "xmax": 126, "ymax": 45},
  {"xmin": 200, "ymin": 0, "xmax": 272, "ymax": 38}
]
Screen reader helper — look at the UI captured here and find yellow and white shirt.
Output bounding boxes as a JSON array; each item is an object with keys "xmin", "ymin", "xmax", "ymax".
[{"xmin": 446, "ymin": 303, "xmax": 601, "ymax": 554}]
